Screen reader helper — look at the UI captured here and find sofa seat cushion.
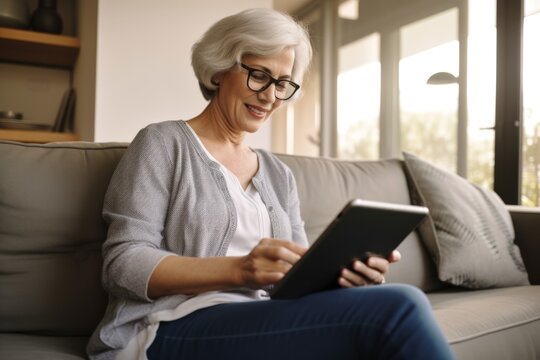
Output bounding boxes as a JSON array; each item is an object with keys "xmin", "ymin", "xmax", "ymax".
[
  {"xmin": 0, "ymin": 333, "xmax": 88, "ymax": 360},
  {"xmin": 429, "ymin": 286, "xmax": 540, "ymax": 360}
]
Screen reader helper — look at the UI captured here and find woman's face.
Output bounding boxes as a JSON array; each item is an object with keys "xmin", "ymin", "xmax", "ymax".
[{"xmin": 214, "ymin": 48, "xmax": 295, "ymax": 134}]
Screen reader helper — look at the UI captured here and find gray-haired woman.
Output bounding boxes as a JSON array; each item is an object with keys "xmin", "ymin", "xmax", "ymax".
[{"xmin": 87, "ymin": 8, "xmax": 455, "ymax": 360}]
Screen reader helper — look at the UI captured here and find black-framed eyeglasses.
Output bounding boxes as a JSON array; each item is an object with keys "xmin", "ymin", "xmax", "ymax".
[{"xmin": 240, "ymin": 63, "xmax": 300, "ymax": 101}]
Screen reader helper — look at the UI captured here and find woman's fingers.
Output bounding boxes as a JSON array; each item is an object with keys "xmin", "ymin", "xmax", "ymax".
[
  {"xmin": 388, "ymin": 250, "xmax": 402, "ymax": 263},
  {"xmin": 353, "ymin": 260, "xmax": 386, "ymax": 284},
  {"xmin": 261, "ymin": 238, "xmax": 307, "ymax": 257},
  {"xmin": 254, "ymin": 239, "xmax": 306, "ymax": 267},
  {"xmin": 364, "ymin": 257, "xmax": 390, "ymax": 275},
  {"xmin": 340, "ymin": 268, "xmax": 369, "ymax": 287},
  {"xmin": 240, "ymin": 238, "xmax": 308, "ymax": 288},
  {"xmin": 338, "ymin": 257, "xmax": 390, "ymax": 288}
]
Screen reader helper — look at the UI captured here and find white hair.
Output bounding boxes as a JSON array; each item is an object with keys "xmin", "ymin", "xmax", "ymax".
[{"xmin": 191, "ymin": 8, "xmax": 313, "ymax": 100}]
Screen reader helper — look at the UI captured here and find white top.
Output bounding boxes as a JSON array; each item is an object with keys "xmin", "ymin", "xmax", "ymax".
[{"xmin": 117, "ymin": 125, "xmax": 272, "ymax": 359}]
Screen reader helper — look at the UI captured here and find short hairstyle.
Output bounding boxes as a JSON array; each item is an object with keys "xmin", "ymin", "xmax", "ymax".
[{"xmin": 191, "ymin": 8, "xmax": 313, "ymax": 100}]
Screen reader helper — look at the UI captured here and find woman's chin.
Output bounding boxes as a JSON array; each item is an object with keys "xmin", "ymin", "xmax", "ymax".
[{"xmin": 243, "ymin": 115, "xmax": 268, "ymax": 133}]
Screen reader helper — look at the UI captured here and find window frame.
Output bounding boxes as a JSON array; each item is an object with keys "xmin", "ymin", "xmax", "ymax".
[{"xmin": 494, "ymin": 0, "xmax": 524, "ymax": 204}]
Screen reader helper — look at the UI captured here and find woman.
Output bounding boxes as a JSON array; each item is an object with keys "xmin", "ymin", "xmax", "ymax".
[{"xmin": 87, "ymin": 8, "xmax": 455, "ymax": 360}]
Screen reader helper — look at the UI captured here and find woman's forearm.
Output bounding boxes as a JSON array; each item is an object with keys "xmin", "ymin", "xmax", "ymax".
[
  {"xmin": 147, "ymin": 239, "xmax": 306, "ymax": 299},
  {"xmin": 147, "ymin": 255, "xmax": 244, "ymax": 299}
]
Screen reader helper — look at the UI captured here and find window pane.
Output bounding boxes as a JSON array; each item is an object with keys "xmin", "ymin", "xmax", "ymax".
[
  {"xmin": 522, "ymin": 6, "xmax": 540, "ymax": 206},
  {"xmin": 399, "ymin": 9, "xmax": 459, "ymax": 172},
  {"xmin": 271, "ymin": 9, "xmax": 321, "ymax": 157},
  {"xmin": 467, "ymin": 0, "xmax": 496, "ymax": 189},
  {"xmin": 337, "ymin": 33, "xmax": 380, "ymax": 160}
]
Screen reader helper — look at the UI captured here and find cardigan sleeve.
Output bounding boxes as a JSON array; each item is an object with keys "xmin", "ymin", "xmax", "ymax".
[{"xmin": 101, "ymin": 126, "xmax": 176, "ymax": 302}]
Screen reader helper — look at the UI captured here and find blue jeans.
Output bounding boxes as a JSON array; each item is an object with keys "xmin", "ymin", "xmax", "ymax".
[{"xmin": 147, "ymin": 284, "xmax": 455, "ymax": 360}]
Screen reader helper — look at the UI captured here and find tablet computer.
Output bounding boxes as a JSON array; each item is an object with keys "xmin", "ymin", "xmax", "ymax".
[{"xmin": 269, "ymin": 199, "xmax": 428, "ymax": 299}]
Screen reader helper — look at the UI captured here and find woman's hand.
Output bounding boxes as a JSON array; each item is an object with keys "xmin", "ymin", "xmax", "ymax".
[
  {"xmin": 338, "ymin": 250, "xmax": 401, "ymax": 288},
  {"xmin": 237, "ymin": 238, "xmax": 307, "ymax": 289}
]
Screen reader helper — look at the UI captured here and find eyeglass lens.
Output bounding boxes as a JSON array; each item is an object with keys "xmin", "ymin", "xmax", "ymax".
[{"xmin": 247, "ymin": 69, "xmax": 298, "ymax": 100}]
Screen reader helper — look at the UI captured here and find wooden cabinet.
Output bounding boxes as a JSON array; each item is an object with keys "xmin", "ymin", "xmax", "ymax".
[{"xmin": 0, "ymin": 27, "xmax": 80, "ymax": 143}]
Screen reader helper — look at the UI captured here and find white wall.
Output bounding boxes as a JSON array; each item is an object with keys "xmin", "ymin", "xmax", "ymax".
[{"xmin": 94, "ymin": 0, "xmax": 272, "ymax": 149}]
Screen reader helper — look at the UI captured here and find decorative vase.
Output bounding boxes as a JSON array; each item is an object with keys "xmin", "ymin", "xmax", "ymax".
[{"xmin": 30, "ymin": 0, "xmax": 63, "ymax": 34}]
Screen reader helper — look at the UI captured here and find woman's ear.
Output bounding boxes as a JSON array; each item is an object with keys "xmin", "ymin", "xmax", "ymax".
[{"xmin": 211, "ymin": 72, "xmax": 224, "ymax": 86}]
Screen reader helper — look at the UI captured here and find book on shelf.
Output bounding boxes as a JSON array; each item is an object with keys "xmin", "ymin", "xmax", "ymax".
[{"xmin": 53, "ymin": 88, "xmax": 76, "ymax": 132}]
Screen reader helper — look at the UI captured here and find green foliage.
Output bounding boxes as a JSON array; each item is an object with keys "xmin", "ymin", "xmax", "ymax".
[
  {"xmin": 400, "ymin": 111, "xmax": 457, "ymax": 172},
  {"xmin": 337, "ymin": 110, "xmax": 539, "ymax": 206},
  {"xmin": 522, "ymin": 121, "xmax": 540, "ymax": 206}
]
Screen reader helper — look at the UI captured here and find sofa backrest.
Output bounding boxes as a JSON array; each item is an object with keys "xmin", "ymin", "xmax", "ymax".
[
  {"xmin": 276, "ymin": 153, "xmax": 443, "ymax": 291},
  {"xmin": 0, "ymin": 141, "xmax": 127, "ymax": 336}
]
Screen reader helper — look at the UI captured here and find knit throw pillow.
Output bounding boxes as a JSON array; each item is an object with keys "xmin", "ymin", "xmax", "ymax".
[{"xmin": 403, "ymin": 152, "xmax": 529, "ymax": 288}]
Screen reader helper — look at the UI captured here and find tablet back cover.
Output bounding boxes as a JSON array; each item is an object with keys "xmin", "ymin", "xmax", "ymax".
[{"xmin": 270, "ymin": 200, "xmax": 428, "ymax": 299}]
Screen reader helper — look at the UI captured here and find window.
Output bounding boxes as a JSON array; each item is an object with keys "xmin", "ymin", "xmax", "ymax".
[
  {"xmin": 399, "ymin": 9, "xmax": 459, "ymax": 172},
  {"xmin": 467, "ymin": 0, "xmax": 496, "ymax": 189},
  {"xmin": 272, "ymin": 7, "xmax": 321, "ymax": 157},
  {"xmin": 337, "ymin": 34, "xmax": 380, "ymax": 160},
  {"xmin": 281, "ymin": 0, "xmax": 538, "ymax": 205}
]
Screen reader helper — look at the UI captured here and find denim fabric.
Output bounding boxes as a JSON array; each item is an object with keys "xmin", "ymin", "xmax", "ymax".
[{"xmin": 147, "ymin": 285, "xmax": 455, "ymax": 360}]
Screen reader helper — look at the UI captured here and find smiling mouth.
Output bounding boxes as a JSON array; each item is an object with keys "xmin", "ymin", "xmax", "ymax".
[{"xmin": 246, "ymin": 104, "xmax": 268, "ymax": 117}]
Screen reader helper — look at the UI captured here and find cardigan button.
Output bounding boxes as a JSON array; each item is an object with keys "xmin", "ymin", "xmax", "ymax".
[{"xmin": 268, "ymin": 206, "xmax": 274, "ymax": 212}]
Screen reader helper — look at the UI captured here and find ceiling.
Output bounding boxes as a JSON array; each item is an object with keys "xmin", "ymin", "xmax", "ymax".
[{"xmin": 273, "ymin": 0, "xmax": 313, "ymax": 14}]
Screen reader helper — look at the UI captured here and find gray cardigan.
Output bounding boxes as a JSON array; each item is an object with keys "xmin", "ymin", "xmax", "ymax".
[{"xmin": 87, "ymin": 120, "xmax": 308, "ymax": 360}]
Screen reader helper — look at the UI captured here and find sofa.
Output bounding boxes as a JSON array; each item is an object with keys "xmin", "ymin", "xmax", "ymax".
[{"xmin": 0, "ymin": 139, "xmax": 539, "ymax": 360}]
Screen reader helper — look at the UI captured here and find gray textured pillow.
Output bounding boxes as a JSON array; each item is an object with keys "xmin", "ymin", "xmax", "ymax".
[{"xmin": 403, "ymin": 152, "xmax": 529, "ymax": 288}]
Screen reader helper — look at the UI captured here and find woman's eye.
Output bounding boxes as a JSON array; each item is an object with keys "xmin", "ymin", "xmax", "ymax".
[
  {"xmin": 275, "ymin": 82, "xmax": 287, "ymax": 91},
  {"xmin": 251, "ymin": 71, "xmax": 270, "ymax": 83}
]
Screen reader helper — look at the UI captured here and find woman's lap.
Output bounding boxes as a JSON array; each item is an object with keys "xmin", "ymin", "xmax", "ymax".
[{"xmin": 147, "ymin": 284, "xmax": 454, "ymax": 360}]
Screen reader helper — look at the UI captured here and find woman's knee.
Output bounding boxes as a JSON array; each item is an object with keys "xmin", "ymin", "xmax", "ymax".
[
  {"xmin": 382, "ymin": 284, "xmax": 430, "ymax": 305},
  {"xmin": 377, "ymin": 284, "xmax": 432, "ymax": 316},
  {"xmin": 335, "ymin": 283, "xmax": 428, "ymax": 306},
  {"xmin": 338, "ymin": 284, "xmax": 432, "ymax": 326}
]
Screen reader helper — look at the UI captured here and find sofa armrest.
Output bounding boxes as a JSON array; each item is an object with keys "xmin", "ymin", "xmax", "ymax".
[{"xmin": 507, "ymin": 205, "xmax": 540, "ymax": 285}]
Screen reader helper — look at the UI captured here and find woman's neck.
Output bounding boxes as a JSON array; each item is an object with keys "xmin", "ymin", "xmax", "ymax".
[{"xmin": 188, "ymin": 100, "xmax": 245, "ymax": 147}]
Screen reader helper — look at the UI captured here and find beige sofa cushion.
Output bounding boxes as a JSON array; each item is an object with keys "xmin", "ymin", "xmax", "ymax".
[
  {"xmin": 276, "ymin": 153, "xmax": 444, "ymax": 292},
  {"xmin": 0, "ymin": 141, "xmax": 127, "ymax": 335}
]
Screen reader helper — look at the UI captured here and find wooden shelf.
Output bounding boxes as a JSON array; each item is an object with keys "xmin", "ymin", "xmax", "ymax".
[
  {"xmin": 0, "ymin": 27, "xmax": 80, "ymax": 68},
  {"xmin": 0, "ymin": 129, "xmax": 79, "ymax": 143}
]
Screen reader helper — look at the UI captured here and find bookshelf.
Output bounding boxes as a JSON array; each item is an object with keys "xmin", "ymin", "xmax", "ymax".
[{"xmin": 0, "ymin": 27, "xmax": 80, "ymax": 142}]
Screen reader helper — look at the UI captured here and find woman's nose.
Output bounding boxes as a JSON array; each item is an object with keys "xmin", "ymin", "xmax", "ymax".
[{"xmin": 257, "ymin": 83, "xmax": 277, "ymax": 103}]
